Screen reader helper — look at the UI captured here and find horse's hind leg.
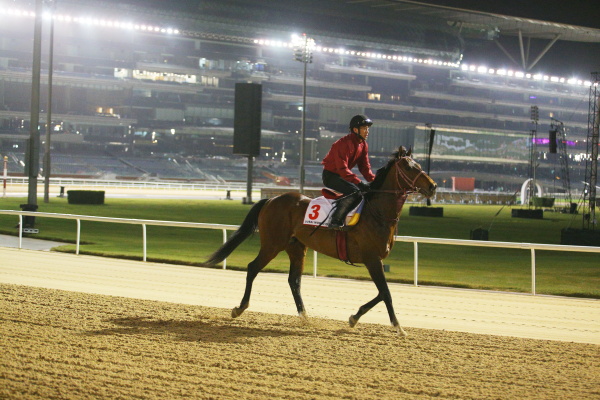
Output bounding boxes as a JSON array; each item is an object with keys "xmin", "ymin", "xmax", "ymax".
[
  {"xmin": 286, "ymin": 238, "xmax": 308, "ymax": 319},
  {"xmin": 232, "ymin": 248, "xmax": 279, "ymax": 318},
  {"xmin": 349, "ymin": 295, "xmax": 382, "ymax": 327}
]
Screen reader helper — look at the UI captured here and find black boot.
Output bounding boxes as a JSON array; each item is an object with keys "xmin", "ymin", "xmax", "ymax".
[{"xmin": 329, "ymin": 192, "xmax": 362, "ymax": 229}]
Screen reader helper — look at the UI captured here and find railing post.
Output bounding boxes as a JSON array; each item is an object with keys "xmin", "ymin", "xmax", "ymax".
[
  {"xmin": 222, "ymin": 228, "xmax": 227, "ymax": 269},
  {"xmin": 531, "ymin": 248, "xmax": 536, "ymax": 295},
  {"xmin": 76, "ymin": 219, "xmax": 81, "ymax": 255},
  {"xmin": 313, "ymin": 250, "xmax": 317, "ymax": 277},
  {"xmin": 414, "ymin": 241, "xmax": 419, "ymax": 286},
  {"xmin": 142, "ymin": 223, "xmax": 147, "ymax": 262}
]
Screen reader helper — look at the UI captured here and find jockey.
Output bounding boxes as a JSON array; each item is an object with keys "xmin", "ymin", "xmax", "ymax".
[{"xmin": 321, "ymin": 114, "xmax": 376, "ymax": 229}]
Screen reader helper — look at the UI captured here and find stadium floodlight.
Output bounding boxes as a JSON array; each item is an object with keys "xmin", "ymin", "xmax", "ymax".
[
  {"xmin": 459, "ymin": 62, "xmax": 592, "ymax": 87},
  {"xmin": 0, "ymin": 5, "xmax": 179, "ymax": 36}
]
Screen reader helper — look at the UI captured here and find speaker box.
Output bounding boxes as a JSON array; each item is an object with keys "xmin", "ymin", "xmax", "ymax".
[
  {"xmin": 561, "ymin": 228, "xmax": 600, "ymax": 246},
  {"xmin": 470, "ymin": 228, "xmax": 489, "ymax": 240},
  {"xmin": 511, "ymin": 209, "xmax": 543, "ymax": 219},
  {"xmin": 549, "ymin": 130, "xmax": 557, "ymax": 153},
  {"xmin": 233, "ymin": 83, "xmax": 262, "ymax": 156},
  {"xmin": 409, "ymin": 206, "xmax": 444, "ymax": 217}
]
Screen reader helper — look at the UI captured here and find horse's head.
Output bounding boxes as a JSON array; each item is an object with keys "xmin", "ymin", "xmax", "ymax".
[{"xmin": 391, "ymin": 146, "xmax": 437, "ymax": 198}]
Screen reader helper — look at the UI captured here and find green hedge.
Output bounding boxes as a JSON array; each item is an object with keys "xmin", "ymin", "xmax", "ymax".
[{"xmin": 67, "ymin": 190, "xmax": 105, "ymax": 205}]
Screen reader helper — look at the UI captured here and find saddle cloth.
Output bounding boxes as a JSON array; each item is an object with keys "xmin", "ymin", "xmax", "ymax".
[{"xmin": 303, "ymin": 195, "xmax": 364, "ymax": 228}]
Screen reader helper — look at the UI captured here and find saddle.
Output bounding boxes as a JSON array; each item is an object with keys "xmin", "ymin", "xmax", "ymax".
[
  {"xmin": 302, "ymin": 188, "xmax": 364, "ymax": 229},
  {"xmin": 302, "ymin": 188, "xmax": 363, "ymax": 264},
  {"xmin": 321, "ymin": 187, "xmax": 344, "ymax": 200}
]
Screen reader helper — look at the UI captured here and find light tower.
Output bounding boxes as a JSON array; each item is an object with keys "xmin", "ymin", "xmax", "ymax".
[
  {"xmin": 582, "ymin": 72, "xmax": 600, "ymax": 230},
  {"xmin": 561, "ymin": 73, "xmax": 600, "ymax": 246},
  {"xmin": 292, "ymin": 33, "xmax": 313, "ymax": 194}
]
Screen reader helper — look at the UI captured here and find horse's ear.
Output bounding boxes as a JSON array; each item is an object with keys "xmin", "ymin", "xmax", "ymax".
[
  {"xmin": 399, "ymin": 146, "xmax": 407, "ymax": 157},
  {"xmin": 407, "ymin": 146, "xmax": 412, "ymax": 157}
]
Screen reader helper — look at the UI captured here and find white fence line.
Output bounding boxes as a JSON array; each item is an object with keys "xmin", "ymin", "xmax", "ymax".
[
  {"xmin": 3, "ymin": 177, "xmax": 259, "ymax": 191},
  {"xmin": 393, "ymin": 236, "xmax": 600, "ymax": 295},
  {"xmin": 1, "ymin": 209, "xmax": 600, "ymax": 295},
  {"xmin": 0, "ymin": 210, "xmax": 238, "ymax": 269}
]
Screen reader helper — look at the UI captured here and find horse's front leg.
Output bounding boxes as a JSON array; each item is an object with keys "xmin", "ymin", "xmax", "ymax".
[{"xmin": 351, "ymin": 260, "xmax": 407, "ymax": 336}]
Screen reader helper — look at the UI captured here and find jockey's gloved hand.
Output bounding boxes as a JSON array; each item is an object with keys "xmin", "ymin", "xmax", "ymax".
[{"xmin": 357, "ymin": 182, "xmax": 370, "ymax": 193}]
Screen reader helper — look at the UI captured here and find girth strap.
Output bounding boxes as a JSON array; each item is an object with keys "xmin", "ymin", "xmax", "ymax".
[
  {"xmin": 336, "ymin": 230, "xmax": 349, "ymax": 263},
  {"xmin": 336, "ymin": 230, "xmax": 360, "ymax": 266}
]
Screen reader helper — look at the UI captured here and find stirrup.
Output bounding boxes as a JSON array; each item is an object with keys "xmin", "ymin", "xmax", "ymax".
[{"xmin": 329, "ymin": 221, "xmax": 345, "ymax": 230}]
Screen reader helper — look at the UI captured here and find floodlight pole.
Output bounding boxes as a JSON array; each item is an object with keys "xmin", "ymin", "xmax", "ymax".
[
  {"xmin": 23, "ymin": 0, "xmax": 44, "ymax": 224},
  {"xmin": 2, "ymin": 156, "xmax": 7, "ymax": 198},
  {"xmin": 44, "ymin": 1, "xmax": 56, "ymax": 203},
  {"xmin": 299, "ymin": 56, "xmax": 307, "ymax": 194},
  {"xmin": 294, "ymin": 34, "xmax": 312, "ymax": 194},
  {"xmin": 246, "ymin": 155, "xmax": 253, "ymax": 204}
]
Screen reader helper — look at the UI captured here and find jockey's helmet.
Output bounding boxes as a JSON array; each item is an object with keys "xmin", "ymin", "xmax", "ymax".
[{"xmin": 349, "ymin": 114, "xmax": 373, "ymax": 131}]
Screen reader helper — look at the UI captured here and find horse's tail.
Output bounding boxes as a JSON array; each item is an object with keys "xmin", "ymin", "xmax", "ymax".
[{"xmin": 203, "ymin": 198, "xmax": 268, "ymax": 267}]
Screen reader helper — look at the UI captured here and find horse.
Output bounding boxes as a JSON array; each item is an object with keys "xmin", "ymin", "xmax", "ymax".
[{"xmin": 203, "ymin": 146, "xmax": 437, "ymax": 335}]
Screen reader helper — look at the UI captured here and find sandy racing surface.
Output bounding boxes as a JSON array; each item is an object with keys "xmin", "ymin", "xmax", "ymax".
[
  {"xmin": 1, "ymin": 247, "xmax": 599, "ymax": 399},
  {"xmin": 1, "ymin": 283, "xmax": 599, "ymax": 400}
]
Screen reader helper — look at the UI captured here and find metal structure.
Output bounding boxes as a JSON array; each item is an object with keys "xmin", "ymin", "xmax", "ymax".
[
  {"xmin": 423, "ymin": 123, "xmax": 435, "ymax": 206},
  {"xmin": 582, "ymin": 73, "xmax": 600, "ymax": 230},
  {"xmin": 550, "ymin": 118, "xmax": 572, "ymax": 207},
  {"xmin": 527, "ymin": 105, "xmax": 539, "ymax": 206}
]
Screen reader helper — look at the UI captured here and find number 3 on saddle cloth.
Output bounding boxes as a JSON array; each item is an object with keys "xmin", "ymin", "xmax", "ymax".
[{"xmin": 303, "ymin": 188, "xmax": 364, "ymax": 229}]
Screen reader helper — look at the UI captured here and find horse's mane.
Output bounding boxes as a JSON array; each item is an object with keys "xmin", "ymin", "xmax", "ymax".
[{"xmin": 369, "ymin": 149, "xmax": 401, "ymax": 191}]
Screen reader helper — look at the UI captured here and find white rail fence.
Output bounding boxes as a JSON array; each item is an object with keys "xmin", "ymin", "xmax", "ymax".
[
  {"xmin": 3, "ymin": 177, "xmax": 256, "ymax": 191},
  {"xmin": 1, "ymin": 209, "xmax": 600, "ymax": 295}
]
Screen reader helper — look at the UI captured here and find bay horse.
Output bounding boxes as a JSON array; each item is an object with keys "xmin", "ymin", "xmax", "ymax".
[{"xmin": 203, "ymin": 146, "xmax": 436, "ymax": 335}]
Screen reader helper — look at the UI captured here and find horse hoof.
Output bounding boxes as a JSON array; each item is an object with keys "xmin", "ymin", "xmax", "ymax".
[
  {"xmin": 298, "ymin": 311, "xmax": 308, "ymax": 321},
  {"xmin": 231, "ymin": 307, "xmax": 242, "ymax": 318},
  {"xmin": 349, "ymin": 315, "xmax": 358, "ymax": 328},
  {"xmin": 396, "ymin": 326, "xmax": 408, "ymax": 337}
]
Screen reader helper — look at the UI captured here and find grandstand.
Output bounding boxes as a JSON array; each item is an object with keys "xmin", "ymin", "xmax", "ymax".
[{"xmin": 0, "ymin": 0, "xmax": 598, "ymax": 194}]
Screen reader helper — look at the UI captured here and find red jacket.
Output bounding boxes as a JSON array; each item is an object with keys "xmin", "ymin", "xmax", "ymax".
[{"xmin": 322, "ymin": 133, "xmax": 375, "ymax": 184}]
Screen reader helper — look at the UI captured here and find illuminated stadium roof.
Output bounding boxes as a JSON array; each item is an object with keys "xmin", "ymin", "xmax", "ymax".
[
  {"xmin": 344, "ymin": 0, "xmax": 600, "ymax": 71},
  {"xmin": 346, "ymin": 0, "xmax": 600, "ymax": 42}
]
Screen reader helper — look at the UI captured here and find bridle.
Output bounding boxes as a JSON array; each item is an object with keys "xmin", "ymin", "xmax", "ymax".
[
  {"xmin": 365, "ymin": 156, "xmax": 428, "ymax": 222},
  {"xmin": 370, "ymin": 156, "xmax": 427, "ymax": 196},
  {"xmin": 394, "ymin": 156, "xmax": 427, "ymax": 195}
]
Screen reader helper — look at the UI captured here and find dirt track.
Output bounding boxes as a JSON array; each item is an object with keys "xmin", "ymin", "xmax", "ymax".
[{"xmin": 1, "ymin": 283, "xmax": 599, "ymax": 400}]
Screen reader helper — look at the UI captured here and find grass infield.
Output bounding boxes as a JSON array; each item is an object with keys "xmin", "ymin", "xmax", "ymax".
[{"xmin": 0, "ymin": 196, "xmax": 598, "ymax": 298}]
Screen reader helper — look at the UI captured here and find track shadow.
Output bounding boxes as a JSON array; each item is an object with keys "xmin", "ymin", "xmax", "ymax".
[{"xmin": 85, "ymin": 315, "xmax": 310, "ymax": 343}]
